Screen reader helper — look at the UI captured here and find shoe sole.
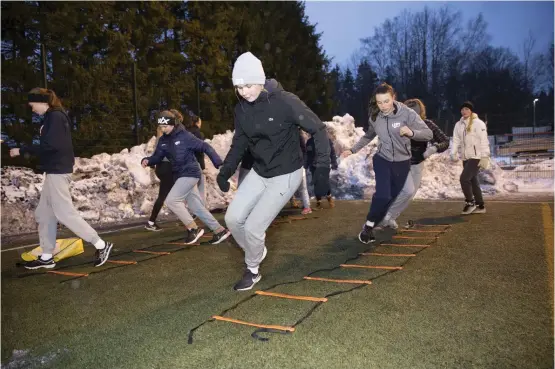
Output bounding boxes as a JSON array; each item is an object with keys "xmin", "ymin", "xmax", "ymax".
[
  {"xmin": 95, "ymin": 243, "xmax": 114, "ymax": 267},
  {"xmin": 24, "ymin": 263, "xmax": 56, "ymax": 270},
  {"xmin": 472, "ymin": 209, "xmax": 486, "ymax": 214},
  {"xmin": 234, "ymin": 274, "xmax": 262, "ymax": 291},
  {"xmin": 461, "ymin": 207, "xmax": 477, "ymax": 215},
  {"xmin": 145, "ymin": 226, "xmax": 162, "ymax": 232},
  {"xmin": 185, "ymin": 229, "xmax": 205, "ymax": 245},
  {"xmin": 209, "ymin": 230, "xmax": 232, "ymax": 245},
  {"xmin": 358, "ymin": 232, "xmax": 375, "ymax": 244}
]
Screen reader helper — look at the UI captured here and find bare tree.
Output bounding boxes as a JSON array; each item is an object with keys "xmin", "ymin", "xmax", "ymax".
[{"xmin": 521, "ymin": 30, "xmax": 537, "ymax": 89}]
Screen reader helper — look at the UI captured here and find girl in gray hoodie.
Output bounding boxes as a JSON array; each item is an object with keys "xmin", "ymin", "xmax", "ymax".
[{"xmin": 341, "ymin": 83, "xmax": 432, "ymax": 244}]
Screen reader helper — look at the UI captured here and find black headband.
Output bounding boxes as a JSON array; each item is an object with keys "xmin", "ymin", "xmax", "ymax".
[
  {"xmin": 157, "ymin": 116, "xmax": 176, "ymax": 126},
  {"xmin": 28, "ymin": 94, "xmax": 50, "ymax": 103}
]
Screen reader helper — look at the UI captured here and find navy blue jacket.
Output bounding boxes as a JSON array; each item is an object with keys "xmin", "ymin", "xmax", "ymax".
[
  {"xmin": 19, "ymin": 108, "xmax": 74, "ymax": 174},
  {"xmin": 305, "ymin": 138, "xmax": 337, "ymax": 171},
  {"xmin": 144, "ymin": 125, "xmax": 222, "ymax": 179}
]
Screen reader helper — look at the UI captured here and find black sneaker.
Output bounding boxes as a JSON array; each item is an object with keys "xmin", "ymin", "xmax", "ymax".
[
  {"xmin": 185, "ymin": 228, "xmax": 205, "ymax": 245},
  {"xmin": 461, "ymin": 201, "xmax": 476, "ymax": 215},
  {"xmin": 208, "ymin": 229, "xmax": 232, "ymax": 244},
  {"xmin": 94, "ymin": 242, "xmax": 114, "ymax": 267},
  {"xmin": 358, "ymin": 225, "xmax": 375, "ymax": 244},
  {"xmin": 233, "ymin": 269, "xmax": 262, "ymax": 291},
  {"xmin": 473, "ymin": 204, "xmax": 486, "ymax": 214},
  {"xmin": 145, "ymin": 222, "xmax": 162, "ymax": 231},
  {"xmin": 24, "ymin": 257, "xmax": 56, "ymax": 270}
]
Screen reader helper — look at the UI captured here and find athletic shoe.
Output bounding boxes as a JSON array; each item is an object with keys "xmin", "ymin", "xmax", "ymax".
[
  {"xmin": 208, "ymin": 229, "xmax": 232, "ymax": 244},
  {"xmin": 233, "ymin": 269, "xmax": 262, "ymax": 291},
  {"xmin": 145, "ymin": 222, "xmax": 162, "ymax": 231},
  {"xmin": 358, "ymin": 225, "xmax": 375, "ymax": 244},
  {"xmin": 184, "ymin": 228, "xmax": 204, "ymax": 245},
  {"xmin": 461, "ymin": 201, "xmax": 477, "ymax": 215},
  {"xmin": 472, "ymin": 204, "xmax": 486, "ymax": 214},
  {"xmin": 94, "ymin": 242, "xmax": 114, "ymax": 267},
  {"xmin": 24, "ymin": 257, "xmax": 56, "ymax": 270}
]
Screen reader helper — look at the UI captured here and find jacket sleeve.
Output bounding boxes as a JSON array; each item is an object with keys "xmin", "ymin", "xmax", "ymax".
[
  {"xmin": 329, "ymin": 138, "xmax": 338, "ymax": 168},
  {"xmin": 477, "ymin": 119, "xmax": 490, "ymax": 157},
  {"xmin": 450, "ymin": 122, "xmax": 461, "ymax": 157},
  {"xmin": 407, "ymin": 109, "xmax": 433, "ymax": 141},
  {"xmin": 184, "ymin": 131, "xmax": 223, "ymax": 168},
  {"xmin": 426, "ymin": 120, "xmax": 450, "ymax": 153},
  {"xmin": 283, "ymin": 92, "xmax": 330, "ymax": 168},
  {"xmin": 191, "ymin": 129, "xmax": 206, "ymax": 170},
  {"xmin": 351, "ymin": 121, "xmax": 376, "ymax": 153},
  {"xmin": 220, "ymin": 109, "xmax": 249, "ymax": 178},
  {"xmin": 146, "ymin": 140, "xmax": 168, "ymax": 167},
  {"xmin": 19, "ymin": 144, "xmax": 40, "ymax": 156}
]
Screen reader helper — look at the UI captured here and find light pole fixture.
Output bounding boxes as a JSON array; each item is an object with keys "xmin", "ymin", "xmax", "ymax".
[{"xmin": 533, "ymin": 98, "xmax": 539, "ymax": 134}]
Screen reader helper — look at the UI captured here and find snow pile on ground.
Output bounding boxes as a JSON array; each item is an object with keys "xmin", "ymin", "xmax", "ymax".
[{"xmin": 1, "ymin": 114, "xmax": 552, "ymax": 235}]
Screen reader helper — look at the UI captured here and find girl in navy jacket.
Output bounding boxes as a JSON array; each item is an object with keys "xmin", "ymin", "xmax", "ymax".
[{"xmin": 142, "ymin": 110, "xmax": 230, "ymax": 245}]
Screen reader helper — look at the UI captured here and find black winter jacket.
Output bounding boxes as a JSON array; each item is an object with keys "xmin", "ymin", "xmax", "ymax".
[
  {"xmin": 305, "ymin": 137, "xmax": 338, "ymax": 170},
  {"xmin": 219, "ymin": 79, "xmax": 330, "ymax": 179},
  {"xmin": 187, "ymin": 126, "xmax": 206, "ymax": 170},
  {"xmin": 19, "ymin": 108, "xmax": 74, "ymax": 174},
  {"xmin": 410, "ymin": 119, "xmax": 450, "ymax": 165}
]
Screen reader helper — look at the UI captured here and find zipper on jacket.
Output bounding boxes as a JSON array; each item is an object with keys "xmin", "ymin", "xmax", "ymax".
[
  {"xmin": 462, "ymin": 123, "xmax": 466, "ymax": 160},
  {"xmin": 386, "ymin": 116, "xmax": 394, "ymax": 160}
]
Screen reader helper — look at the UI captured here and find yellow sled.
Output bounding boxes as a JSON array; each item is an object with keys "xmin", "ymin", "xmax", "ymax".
[{"xmin": 21, "ymin": 238, "xmax": 84, "ymax": 262}]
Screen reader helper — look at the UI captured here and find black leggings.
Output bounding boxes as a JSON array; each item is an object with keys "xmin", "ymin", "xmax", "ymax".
[
  {"xmin": 149, "ymin": 162, "xmax": 174, "ymax": 222},
  {"xmin": 460, "ymin": 159, "xmax": 484, "ymax": 205}
]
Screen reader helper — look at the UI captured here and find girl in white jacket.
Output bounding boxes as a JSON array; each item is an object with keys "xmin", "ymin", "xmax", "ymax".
[{"xmin": 450, "ymin": 101, "xmax": 490, "ymax": 215}]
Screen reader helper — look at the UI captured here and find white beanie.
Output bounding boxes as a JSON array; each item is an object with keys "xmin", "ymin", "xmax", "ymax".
[{"xmin": 232, "ymin": 52, "xmax": 266, "ymax": 86}]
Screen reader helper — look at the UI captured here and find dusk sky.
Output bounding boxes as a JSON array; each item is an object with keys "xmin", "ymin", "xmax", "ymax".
[{"xmin": 304, "ymin": 1, "xmax": 554, "ymax": 67}]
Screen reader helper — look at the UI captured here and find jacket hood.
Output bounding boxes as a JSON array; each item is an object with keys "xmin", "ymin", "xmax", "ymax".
[{"xmin": 252, "ymin": 79, "xmax": 283, "ymax": 103}]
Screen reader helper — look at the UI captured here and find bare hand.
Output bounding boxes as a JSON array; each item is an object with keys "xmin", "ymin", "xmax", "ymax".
[
  {"xmin": 141, "ymin": 159, "xmax": 149, "ymax": 168},
  {"xmin": 400, "ymin": 126, "xmax": 413, "ymax": 137},
  {"xmin": 9, "ymin": 148, "xmax": 20, "ymax": 157},
  {"xmin": 340, "ymin": 150, "xmax": 353, "ymax": 158}
]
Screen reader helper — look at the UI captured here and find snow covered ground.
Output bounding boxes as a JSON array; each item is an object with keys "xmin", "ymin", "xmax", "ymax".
[{"xmin": 1, "ymin": 114, "xmax": 553, "ymax": 235}]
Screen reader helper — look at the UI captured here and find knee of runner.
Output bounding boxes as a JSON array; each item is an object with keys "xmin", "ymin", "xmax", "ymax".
[{"xmin": 224, "ymin": 212, "xmax": 240, "ymax": 229}]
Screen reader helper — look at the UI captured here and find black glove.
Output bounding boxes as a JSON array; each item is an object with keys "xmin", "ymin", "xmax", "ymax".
[
  {"xmin": 313, "ymin": 167, "xmax": 330, "ymax": 198},
  {"xmin": 217, "ymin": 172, "xmax": 230, "ymax": 192}
]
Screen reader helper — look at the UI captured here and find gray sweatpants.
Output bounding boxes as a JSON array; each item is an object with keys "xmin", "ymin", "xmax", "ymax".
[
  {"xmin": 166, "ymin": 176, "xmax": 223, "ymax": 232},
  {"xmin": 225, "ymin": 168, "xmax": 303, "ymax": 269},
  {"xmin": 386, "ymin": 162, "xmax": 424, "ymax": 221},
  {"xmin": 35, "ymin": 174, "xmax": 101, "ymax": 253},
  {"xmin": 294, "ymin": 168, "xmax": 311, "ymax": 209}
]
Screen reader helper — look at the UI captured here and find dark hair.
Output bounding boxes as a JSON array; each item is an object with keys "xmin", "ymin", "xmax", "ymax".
[
  {"xmin": 185, "ymin": 115, "xmax": 201, "ymax": 130},
  {"xmin": 368, "ymin": 83, "xmax": 395, "ymax": 122},
  {"xmin": 28, "ymin": 88, "xmax": 63, "ymax": 109}
]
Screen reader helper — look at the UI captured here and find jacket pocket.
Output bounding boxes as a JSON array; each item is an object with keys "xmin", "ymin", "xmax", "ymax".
[
  {"xmin": 474, "ymin": 146, "xmax": 477, "ymax": 156},
  {"xmin": 404, "ymin": 144, "xmax": 411, "ymax": 156}
]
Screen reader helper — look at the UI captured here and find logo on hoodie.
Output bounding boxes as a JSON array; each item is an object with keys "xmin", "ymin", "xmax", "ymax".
[
  {"xmin": 392, "ymin": 122, "xmax": 401, "ymax": 128},
  {"xmin": 174, "ymin": 141, "xmax": 180, "ymax": 146}
]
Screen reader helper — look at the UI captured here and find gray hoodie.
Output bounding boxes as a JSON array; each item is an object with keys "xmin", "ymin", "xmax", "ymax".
[{"xmin": 351, "ymin": 101, "xmax": 433, "ymax": 162}]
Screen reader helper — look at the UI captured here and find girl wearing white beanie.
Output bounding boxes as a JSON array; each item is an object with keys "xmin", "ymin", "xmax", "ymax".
[{"xmin": 217, "ymin": 52, "xmax": 331, "ymax": 291}]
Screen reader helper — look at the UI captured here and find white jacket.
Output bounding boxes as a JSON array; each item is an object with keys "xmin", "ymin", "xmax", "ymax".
[{"xmin": 451, "ymin": 114, "xmax": 490, "ymax": 160}]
